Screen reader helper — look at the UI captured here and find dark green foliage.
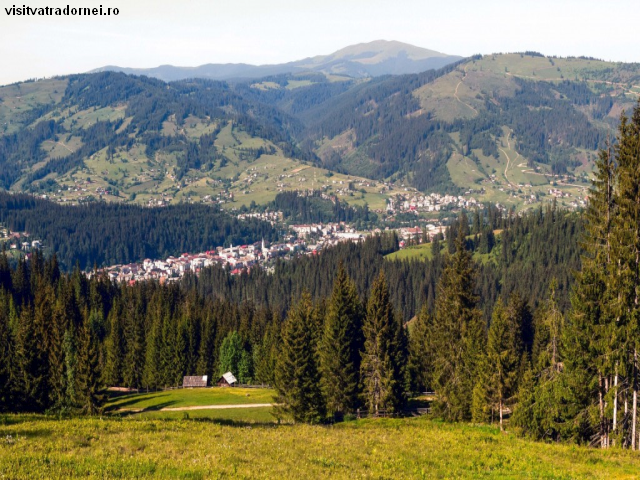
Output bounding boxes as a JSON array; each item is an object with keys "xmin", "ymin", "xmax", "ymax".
[
  {"xmin": 319, "ymin": 265, "xmax": 364, "ymax": 417},
  {"xmin": 0, "ymin": 191, "xmax": 278, "ymax": 270},
  {"xmin": 472, "ymin": 296, "xmax": 523, "ymax": 428},
  {"xmin": 75, "ymin": 310, "xmax": 105, "ymax": 415},
  {"xmin": 267, "ymin": 190, "xmax": 377, "ymax": 226},
  {"xmin": 431, "ymin": 228, "xmax": 485, "ymax": 421},
  {"xmin": 218, "ymin": 331, "xmax": 252, "ymax": 384},
  {"xmin": 361, "ymin": 272, "xmax": 408, "ymax": 414},
  {"xmin": 275, "ymin": 292, "xmax": 326, "ymax": 423}
]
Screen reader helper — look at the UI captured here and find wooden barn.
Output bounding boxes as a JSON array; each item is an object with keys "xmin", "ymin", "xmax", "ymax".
[
  {"xmin": 182, "ymin": 375, "xmax": 209, "ymax": 388},
  {"xmin": 217, "ymin": 372, "xmax": 238, "ymax": 387}
]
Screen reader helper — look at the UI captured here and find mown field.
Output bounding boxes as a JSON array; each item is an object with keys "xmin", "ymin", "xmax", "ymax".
[
  {"xmin": 106, "ymin": 387, "xmax": 277, "ymax": 423},
  {"xmin": 107, "ymin": 387, "xmax": 276, "ymax": 411},
  {"xmin": 1, "ymin": 414, "xmax": 640, "ymax": 479}
]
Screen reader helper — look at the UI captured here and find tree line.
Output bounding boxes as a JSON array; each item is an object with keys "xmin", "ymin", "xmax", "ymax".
[{"xmin": 0, "ymin": 192, "xmax": 277, "ymax": 270}]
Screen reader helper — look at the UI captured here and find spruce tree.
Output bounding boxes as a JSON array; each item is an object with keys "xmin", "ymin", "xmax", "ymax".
[
  {"xmin": 472, "ymin": 297, "xmax": 520, "ymax": 429},
  {"xmin": 0, "ymin": 292, "xmax": 17, "ymax": 411},
  {"xmin": 102, "ymin": 305, "xmax": 123, "ymax": 387},
  {"xmin": 431, "ymin": 226, "xmax": 485, "ymax": 421},
  {"xmin": 17, "ymin": 306, "xmax": 49, "ymax": 412},
  {"xmin": 319, "ymin": 265, "xmax": 363, "ymax": 418},
  {"xmin": 610, "ymin": 101, "xmax": 640, "ymax": 449},
  {"xmin": 408, "ymin": 305, "xmax": 434, "ymax": 393},
  {"xmin": 123, "ymin": 307, "xmax": 145, "ymax": 389},
  {"xmin": 75, "ymin": 310, "xmax": 104, "ymax": 415},
  {"xmin": 569, "ymin": 138, "xmax": 617, "ymax": 447},
  {"xmin": 361, "ymin": 272, "xmax": 406, "ymax": 415},
  {"xmin": 48, "ymin": 293, "xmax": 69, "ymax": 410},
  {"xmin": 275, "ymin": 292, "xmax": 325, "ymax": 423},
  {"xmin": 254, "ymin": 319, "xmax": 280, "ymax": 386}
]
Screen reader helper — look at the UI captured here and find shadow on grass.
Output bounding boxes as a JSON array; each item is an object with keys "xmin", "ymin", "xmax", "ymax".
[
  {"xmin": 183, "ymin": 417, "xmax": 292, "ymax": 429},
  {"xmin": 109, "ymin": 400, "xmax": 178, "ymax": 417},
  {"xmin": 105, "ymin": 392, "xmax": 172, "ymax": 411}
]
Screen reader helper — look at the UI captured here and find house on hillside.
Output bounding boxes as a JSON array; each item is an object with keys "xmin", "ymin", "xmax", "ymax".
[{"xmin": 217, "ymin": 372, "xmax": 238, "ymax": 387}]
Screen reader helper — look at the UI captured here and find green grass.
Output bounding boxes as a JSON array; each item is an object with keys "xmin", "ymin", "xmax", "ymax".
[
  {"xmin": 2, "ymin": 415, "xmax": 640, "ymax": 479},
  {"xmin": 385, "ymin": 243, "xmax": 437, "ymax": 262},
  {"xmin": 135, "ymin": 407, "xmax": 276, "ymax": 422},
  {"xmin": 106, "ymin": 387, "xmax": 276, "ymax": 412}
]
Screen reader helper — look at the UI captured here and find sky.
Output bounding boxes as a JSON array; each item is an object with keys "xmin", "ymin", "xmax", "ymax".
[{"xmin": 1, "ymin": 0, "xmax": 639, "ymax": 85}]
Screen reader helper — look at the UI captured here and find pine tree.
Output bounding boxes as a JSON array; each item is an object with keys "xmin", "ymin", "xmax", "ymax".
[
  {"xmin": 102, "ymin": 305, "xmax": 123, "ymax": 387},
  {"xmin": 431, "ymin": 226, "xmax": 485, "ymax": 421},
  {"xmin": 610, "ymin": 101, "xmax": 640, "ymax": 449},
  {"xmin": 361, "ymin": 272, "xmax": 406, "ymax": 415},
  {"xmin": 254, "ymin": 318, "xmax": 280, "ymax": 386},
  {"xmin": 275, "ymin": 292, "xmax": 325, "ymax": 423},
  {"xmin": 513, "ymin": 281, "xmax": 577, "ymax": 441},
  {"xmin": 473, "ymin": 297, "xmax": 520, "ymax": 429},
  {"xmin": 48, "ymin": 293, "xmax": 69, "ymax": 410},
  {"xmin": 196, "ymin": 313, "xmax": 216, "ymax": 380},
  {"xmin": 569, "ymin": 137, "xmax": 617, "ymax": 447},
  {"xmin": 75, "ymin": 309, "xmax": 104, "ymax": 415},
  {"xmin": 0, "ymin": 292, "xmax": 17, "ymax": 411},
  {"xmin": 408, "ymin": 305, "xmax": 434, "ymax": 393},
  {"xmin": 122, "ymin": 306, "xmax": 145, "ymax": 389},
  {"xmin": 143, "ymin": 305, "xmax": 162, "ymax": 390},
  {"xmin": 16, "ymin": 306, "xmax": 49, "ymax": 412},
  {"xmin": 319, "ymin": 265, "xmax": 363, "ymax": 418}
]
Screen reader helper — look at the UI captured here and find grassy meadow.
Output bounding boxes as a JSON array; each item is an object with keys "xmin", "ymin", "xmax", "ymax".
[
  {"xmin": 1, "ymin": 414, "xmax": 640, "ymax": 479},
  {"xmin": 107, "ymin": 387, "xmax": 276, "ymax": 412}
]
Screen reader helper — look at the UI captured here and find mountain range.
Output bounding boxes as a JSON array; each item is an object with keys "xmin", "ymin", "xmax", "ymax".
[
  {"xmin": 91, "ymin": 40, "xmax": 463, "ymax": 81},
  {"xmin": 2, "ymin": 41, "xmax": 640, "ymax": 212}
]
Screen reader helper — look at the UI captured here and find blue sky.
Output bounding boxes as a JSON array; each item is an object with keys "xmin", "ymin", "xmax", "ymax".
[{"xmin": 1, "ymin": 0, "xmax": 638, "ymax": 85}]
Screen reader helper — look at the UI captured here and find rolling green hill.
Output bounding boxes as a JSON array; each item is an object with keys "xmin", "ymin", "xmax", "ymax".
[{"xmin": 2, "ymin": 50, "xmax": 640, "ymax": 211}]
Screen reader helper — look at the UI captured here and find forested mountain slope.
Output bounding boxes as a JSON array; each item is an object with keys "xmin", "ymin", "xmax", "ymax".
[{"xmin": 1, "ymin": 52, "xmax": 639, "ymax": 210}]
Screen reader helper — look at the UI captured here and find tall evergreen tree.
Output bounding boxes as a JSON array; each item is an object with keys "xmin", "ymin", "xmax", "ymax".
[
  {"xmin": 361, "ymin": 272, "xmax": 406, "ymax": 415},
  {"xmin": 472, "ymin": 297, "xmax": 521, "ymax": 429},
  {"xmin": 75, "ymin": 309, "xmax": 105, "ymax": 414},
  {"xmin": 319, "ymin": 265, "xmax": 364, "ymax": 418},
  {"xmin": 610, "ymin": 101, "xmax": 640, "ymax": 449},
  {"xmin": 431, "ymin": 227, "xmax": 485, "ymax": 421},
  {"xmin": 408, "ymin": 305, "xmax": 434, "ymax": 393},
  {"xmin": 102, "ymin": 304, "xmax": 123, "ymax": 387},
  {"xmin": 0, "ymin": 291, "xmax": 17, "ymax": 411},
  {"xmin": 16, "ymin": 307, "xmax": 49, "ymax": 412},
  {"xmin": 568, "ymin": 136, "xmax": 617, "ymax": 447},
  {"xmin": 275, "ymin": 292, "xmax": 325, "ymax": 423}
]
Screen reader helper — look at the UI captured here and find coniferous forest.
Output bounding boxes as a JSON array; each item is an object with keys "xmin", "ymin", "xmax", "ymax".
[{"xmin": 1, "ymin": 100, "xmax": 640, "ymax": 452}]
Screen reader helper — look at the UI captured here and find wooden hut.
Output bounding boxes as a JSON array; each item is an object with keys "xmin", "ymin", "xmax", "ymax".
[
  {"xmin": 217, "ymin": 372, "xmax": 238, "ymax": 387},
  {"xmin": 182, "ymin": 375, "xmax": 209, "ymax": 388}
]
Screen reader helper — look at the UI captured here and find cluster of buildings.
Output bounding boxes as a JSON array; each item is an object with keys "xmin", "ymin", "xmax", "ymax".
[
  {"xmin": 236, "ymin": 211, "xmax": 283, "ymax": 224},
  {"xmin": 0, "ymin": 227, "xmax": 43, "ymax": 252},
  {"xmin": 387, "ymin": 192, "xmax": 480, "ymax": 213},
  {"xmin": 93, "ymin": 239, "xmax": 309, "ymax": 284},
  {"xmin": 93, "ymin": 221, "xmax": 383, "ymax": 284}
]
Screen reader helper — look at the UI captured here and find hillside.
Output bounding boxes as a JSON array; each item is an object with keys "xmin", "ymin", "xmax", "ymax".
[
  {"xmin": 290, "ymin": 53, "xmax": 640, "ymax": 206},
  {"xmin": 92, "ymin": 40, "xmax": 462, "ymax": 81},
  {"xmin": 0, "ymin": 72, "xmax": 392, "ymax": 210},
  {"xmin": 2, "ymin": 51, "xmax": 640, "ymax": 211},
  {"xmin": 3, "ymin": 415, "xmax": 640, "ymax": 479}
]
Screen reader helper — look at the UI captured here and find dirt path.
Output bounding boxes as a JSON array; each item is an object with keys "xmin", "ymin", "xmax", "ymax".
[
  {"xmin": 117, "ymin": 403, "xmax": 277, "ymax": 413},
  {"xmin": 43, "ymin": 140, "xmax": 74, "ymax": 153},
  {"xmin": 499, "ymin": 131, "xmax": 515, "ymax": 186},
  {"xmin": 454, "ymin": 68, "xmax": 478, "ymax": 115}
]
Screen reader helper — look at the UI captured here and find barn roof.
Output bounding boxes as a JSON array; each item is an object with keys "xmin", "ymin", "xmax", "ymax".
[{"xmin": 221, "ymin": 372, "xmax": 237, "ymax": 384}]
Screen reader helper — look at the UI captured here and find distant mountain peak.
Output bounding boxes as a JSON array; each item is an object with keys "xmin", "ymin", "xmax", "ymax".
[{"xmin": 90, "ymin": 41, "xmax": 462, "ymax": 82}]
